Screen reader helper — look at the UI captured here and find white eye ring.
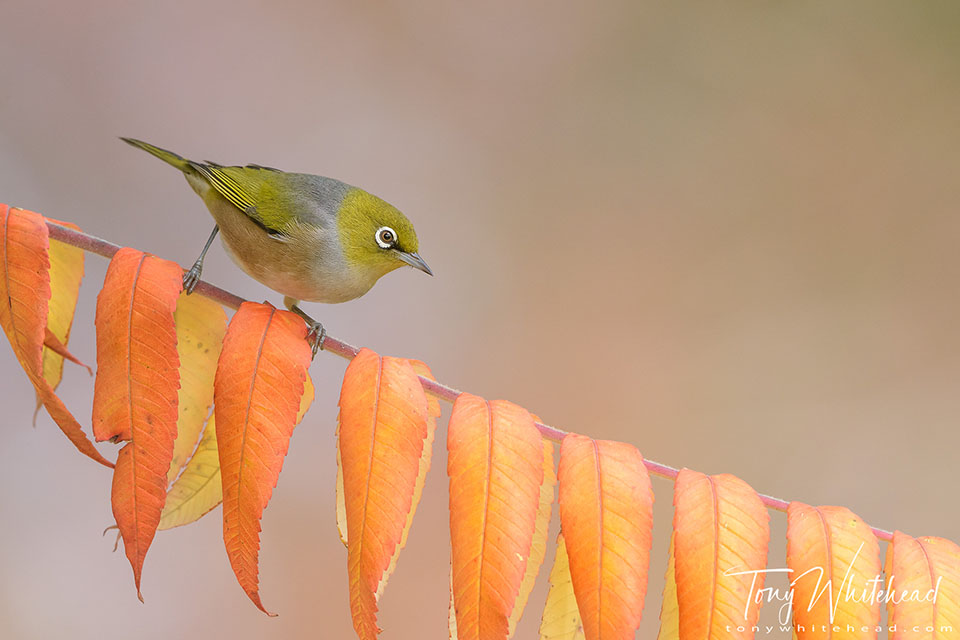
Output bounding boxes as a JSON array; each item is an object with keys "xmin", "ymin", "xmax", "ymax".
[{"xmin": 375, "ymin": 226, "xmax": 397, "ymax": 249}]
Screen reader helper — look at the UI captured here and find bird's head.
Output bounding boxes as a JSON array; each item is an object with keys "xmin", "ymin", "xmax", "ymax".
[{"xmin": 336, "ymin": 187, "xmax": 432, "ymax": 280}]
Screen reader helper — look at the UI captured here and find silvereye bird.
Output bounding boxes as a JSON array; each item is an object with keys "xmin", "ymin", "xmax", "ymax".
[{"xmin": 120, "ymin": 138, "xmax": 431, "ymax": 353}]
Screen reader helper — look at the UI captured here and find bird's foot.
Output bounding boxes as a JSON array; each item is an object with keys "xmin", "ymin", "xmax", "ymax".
[
  {"xmin": 286, "ymin": 299, "xmax": 326, "ymax": 358},
  {"xmin": 182, "ymin": 261, "xmax": 203, "ymax": 294},
  {"xmin": 306, "ymin": 321, "xmax": 326, "ymax": 357}
]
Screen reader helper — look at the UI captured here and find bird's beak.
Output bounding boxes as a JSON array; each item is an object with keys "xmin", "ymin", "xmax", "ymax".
[{"xmin": 395, "ymin": 250, "xmax": 433, "ymax": 276}]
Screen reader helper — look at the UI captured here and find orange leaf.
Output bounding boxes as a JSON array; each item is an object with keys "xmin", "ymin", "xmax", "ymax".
[
  {"xmin": 92, "ymin": 248, "xmax": 183, "ymax": 442},
  {"xmin": 388, "ymin": 359, "xmax": 439, "ymax": 586},
  {"xmin": 43, "ymin": 327, "xmax": 90, "ymax": 373},
  {"xmin": 557, "ymin": 434, "xmax": 654, "ymax": 640},
  {"xmin": 93, "ymin": 247, "xmax": 183, "ymax": 599},
  {"xmin": 168, "ymin": 292, "xmax": 227, "ymax": 484},
  {"xmin": 338, "ymin": 349, "xmax": 430, "ymax": 639},
  {"xmin": 0, "ymin": 205, "xmax": 111, "ymax": 468},
  {"xmin": 448, "ymin": 393, "xmax": 544, "ymax": 640},
  {"xmin": 786, "ymin": 503, "xmax": 880, "ymax": 639},
  {"xmin": 336, "ymin": 358, "xmax": 441, "ymax": 549},
  {"xmin": 673, "ymin": 470, "xmax": 770, "ymax": 640},
  {"xmin": 408, "ymin": 358, "xmax": 442, "ymax": 419},
  {"xmin": 884, "ymin": 531, "xmax": 960, "ymax": 640},
  {"xmin": 215, "ymin": 301, "xmax": 311, "ymax": 615},
  {"xmin": 0, "ymin": 205, "xmax": 47, "ymax": 376}
]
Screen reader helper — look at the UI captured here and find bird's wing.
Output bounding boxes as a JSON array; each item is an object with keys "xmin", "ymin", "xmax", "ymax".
[{"xmin": 188, "ymin": 162, "xmax": 292, "ymax": 235}]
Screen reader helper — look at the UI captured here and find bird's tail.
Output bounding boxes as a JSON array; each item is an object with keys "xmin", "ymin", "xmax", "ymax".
[{"xmin": 120, "ymin": 137, "xmax": 192, "ymax": 172}]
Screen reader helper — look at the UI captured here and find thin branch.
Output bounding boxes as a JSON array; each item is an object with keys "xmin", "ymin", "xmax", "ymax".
[{"xmin": 43, "ymin": 221, "xmax": 894, "ymax": 542}]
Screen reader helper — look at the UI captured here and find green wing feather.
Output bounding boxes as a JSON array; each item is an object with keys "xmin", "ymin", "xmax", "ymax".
[
  {"xmin": 121, "ymin": 138, "xmax": 302, "ymax": 236},
  {"xmin": 189, "ymin": 163, "xmax": 294, "ymax": 234}
]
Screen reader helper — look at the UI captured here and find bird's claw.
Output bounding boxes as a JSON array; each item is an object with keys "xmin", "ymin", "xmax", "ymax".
[
  {"xmin": 182, "ymin": 262, "xmax": 203, "ymax": 294},
  {"xmin": 306, "ymin": 321, "xmax": 326, "ymax": 357},
  {"xmin": 287, "ymin": 301, "xmax": 325, "ymax": 358}
]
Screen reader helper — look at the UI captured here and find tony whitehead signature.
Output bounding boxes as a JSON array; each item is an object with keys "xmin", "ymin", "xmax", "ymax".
[{"xmin": 724, "ymin": 542, "xmax": 941, "ymax": 625}]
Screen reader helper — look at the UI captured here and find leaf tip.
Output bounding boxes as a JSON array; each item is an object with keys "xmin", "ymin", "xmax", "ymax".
[{"xmin": 249, "ymin": 593, "xmax": 277, "ymax": 617}]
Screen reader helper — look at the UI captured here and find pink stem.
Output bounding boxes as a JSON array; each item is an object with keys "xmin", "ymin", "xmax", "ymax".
[{"xmin": 44, "ymin": 221, "xmax": 895, "ymax": 542}]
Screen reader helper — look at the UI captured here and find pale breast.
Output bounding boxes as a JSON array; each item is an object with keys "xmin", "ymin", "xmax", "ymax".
[{"xmin": 202, "ymin": 193, "xmax": 371, "ymax": 304}]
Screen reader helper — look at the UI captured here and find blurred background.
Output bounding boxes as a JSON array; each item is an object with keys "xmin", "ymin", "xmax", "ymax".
[{"xmin": 2, "ymin": 1, "xmax": 959, "ymax": 638}]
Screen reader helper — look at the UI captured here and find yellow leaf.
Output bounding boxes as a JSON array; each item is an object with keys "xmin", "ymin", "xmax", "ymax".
[
  {"xmin": 168, "ymin": 292, "xmax": 226, "ymax": 484},
  {"xmin": 450, "ymin": 572, "xmax": 459, "ymax": 640},
  {"xmin": 336, "ymin": 426, "xmax": 348, "ymax": 547},
  {"xmin": 160, "ymin": 375, "xmax": 314, "ymax": 531},
  {"xmin": 539, "ymin": 532, "xmax": 586, "ymax": 640},
  {"xmin": 37, "ymin": 230, "xmax": 85, "ymax": 414},
  {"xmin": 510, "ymin": 439, "xmax": 556, "ymax": 637},
  {"xmin": 655, "ymin": 535, "xmax": 678, "ymax": 640},
  {"xmin": 158, "ymin": 413, "xmax": 221, "ymax": 530}
]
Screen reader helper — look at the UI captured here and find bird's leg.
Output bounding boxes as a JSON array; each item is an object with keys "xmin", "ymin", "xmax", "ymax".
[
  {"xmin": 183, "ymin": 225, "xmax": 219, "ymax": 294},
  {"xmin": 284, "ymin": 296, "xmax": 326, "ymax": 357}
]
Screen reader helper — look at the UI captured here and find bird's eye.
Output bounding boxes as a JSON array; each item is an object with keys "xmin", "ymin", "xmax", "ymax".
[{"xmin": 375, "ymin": 226, "xmax": 397, "ymax": 249}]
